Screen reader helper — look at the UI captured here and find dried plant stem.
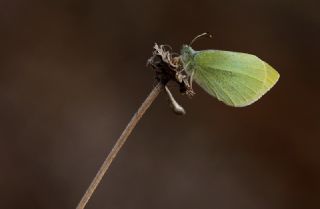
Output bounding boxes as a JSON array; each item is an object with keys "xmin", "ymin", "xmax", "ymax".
[{"xmin": 76, "ymin": 82, "xmax": 163, "ymax": 209}]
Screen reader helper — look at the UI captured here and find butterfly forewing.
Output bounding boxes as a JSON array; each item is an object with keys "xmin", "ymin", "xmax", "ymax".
[
  {"xmin": 261, "ymin": 62, "xmax": 280, "ymax": 93},
  {"xmin": 187, "ymin": 49, "xmax": 279, "ymax": 107}
]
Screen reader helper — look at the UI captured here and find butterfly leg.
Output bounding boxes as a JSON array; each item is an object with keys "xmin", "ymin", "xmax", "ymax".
[{"xmin": 189, "ymin": 70, "xmax": 195, "ymax": 89}]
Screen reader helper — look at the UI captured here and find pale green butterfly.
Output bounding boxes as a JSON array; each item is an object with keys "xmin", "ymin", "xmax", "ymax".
[{"xmin": 181, "ymin": 33, "xmax": 280, "ymax": 107}]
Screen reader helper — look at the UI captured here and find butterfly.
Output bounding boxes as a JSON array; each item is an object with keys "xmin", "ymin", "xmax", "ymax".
[{"xmin": 180, "ymin": 33, "xmax": 280, "ymax": 107}]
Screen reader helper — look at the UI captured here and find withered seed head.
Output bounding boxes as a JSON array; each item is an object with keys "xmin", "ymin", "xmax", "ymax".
[{"xmin": 147, "ymin": 43, "xmax": 194, "ymax": 97}]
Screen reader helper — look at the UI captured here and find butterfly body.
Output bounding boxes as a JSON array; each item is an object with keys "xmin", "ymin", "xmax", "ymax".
[{"xmin": 180, "ymin": 45, "xmax": 280, "ymax": 107}]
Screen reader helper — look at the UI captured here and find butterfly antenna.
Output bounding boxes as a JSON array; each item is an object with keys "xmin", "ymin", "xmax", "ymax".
[{"xmin": 189, "ymin": 32, "xmax": 213, "ymax": 46}]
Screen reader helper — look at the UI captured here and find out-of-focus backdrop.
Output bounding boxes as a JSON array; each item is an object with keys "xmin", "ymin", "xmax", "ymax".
[{"xmin": 1, "ymin": 0, "xmax": 319, "ymax": 209}]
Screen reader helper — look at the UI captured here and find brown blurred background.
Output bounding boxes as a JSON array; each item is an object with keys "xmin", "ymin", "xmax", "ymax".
[{"xmin": 0, "ymin": 0, "xmax": 319, "ymax": 209}]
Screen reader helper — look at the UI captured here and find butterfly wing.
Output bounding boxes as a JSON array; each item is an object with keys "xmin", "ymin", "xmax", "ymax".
[{"xmin": 189, "ymin": 50, "xmax": 279, "ymax": 107}]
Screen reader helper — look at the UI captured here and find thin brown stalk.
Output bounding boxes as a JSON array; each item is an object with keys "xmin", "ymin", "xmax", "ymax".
[{"xmin": 76, "ymin": 82, "xmax": 163, "ymax": 209}]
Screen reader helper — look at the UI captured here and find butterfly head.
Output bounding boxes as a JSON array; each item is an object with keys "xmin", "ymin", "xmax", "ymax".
[
  {"xmin": 180, "ymin": 33, "xmax": 212, "ymax": 66},
  {"xmin": 180, "ymin": 45, "xmax": 196, "ymax": 66}
]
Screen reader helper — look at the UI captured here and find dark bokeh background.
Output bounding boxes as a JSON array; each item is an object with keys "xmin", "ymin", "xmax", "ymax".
[{"xmin": 1, "ymin": 0, "xmax": 319, "ymax": 209}]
